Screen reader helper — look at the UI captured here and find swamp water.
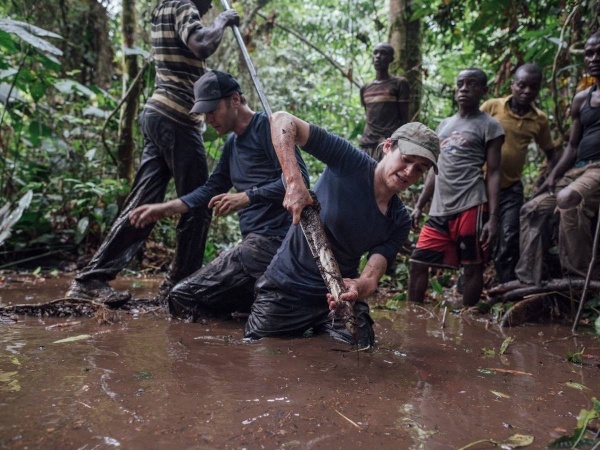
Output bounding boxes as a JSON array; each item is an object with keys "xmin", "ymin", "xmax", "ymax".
[{"xmin": 0, "ymin": 276, "xmax": 599, "ymax": 449}]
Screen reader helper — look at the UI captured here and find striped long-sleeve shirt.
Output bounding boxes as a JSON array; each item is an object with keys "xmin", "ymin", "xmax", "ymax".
[{"xmin": 146, "ymin": 0, "xmax": 206, "ymax": 128}]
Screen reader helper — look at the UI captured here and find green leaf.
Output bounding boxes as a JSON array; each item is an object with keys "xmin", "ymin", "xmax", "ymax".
[
  {"xmin": 27, "ymin": 120, "xmax": 53, "ymax": 146},
  {"xmin": 502, "ymin": 433, "xmax": 534, "ymax": 448},
  {"xmin": 564, "ymin": 382, "xmax": 590, "ymax": 391},
  {"xmin": 82, "ymin": 106, "xmax": 109, "ymax": 118},
  {"xmin": 53, "ymin": 334, "xmax": 91, "ymax": 344},
  {"xmin": 567, "ymin": 347, "xmax": 585, "ymax": 364},
  {"xmin": 575, "ymin": 406, "xmax": 599, "ymax": 430},
  {"xmin": 104, "ymin": 204, "xmax": 119, "ymax": 225},
  {"xmin": 430, "ymin": 277, "xmax": 443, "ymax": 295},
  {"xmin": 54, "ymin": 79, "xmax": 95, "ymax": 98},
  {"xmin": 0, "ymin": 29, "xmax": 18, "ymax": 51},
  {"xmin": 0, "ymin": 19, "xmax": 61, "ymax": 39},
  {"xmin": 75, "ymin": 217, "xmax": 89, "ymax": 244},
  {"xmin": 0, "ymin": 82, "xmax": 27, "ymax": 103},
  {"xmin": 123, "ymin": 46, "xmax": 150, "ymax": 58},
  {"xmin": 500, "ymin": 336, "xmax": 514, "ymax": 355},
  {"xmin": 0, "ymin": 19, "xmax": 63, "ymax": 56},
  {"xmin": 547, "ymin": 36, "xmax": 567, "ymax": 48},
  {"xmin": 482, "ymin": 348, "xmax": 496, "ymax": 356},
  {"xmin": 202, "ymin": 125, "xmax": 219, "ymax": 143},
  {"xmin": 84, "ymin": 149, "xmax": 97, "ymax": 161},
  {"xmin": 490, "ymin": 390, "xmax": 510, "ymax": 399},
  {"xmin": 0, "ymin": 68, "xmax": 18, "ymax": 80},
  {"xmin": 548, "ymin": 435, "xmax": 578, "ymax": 447}
]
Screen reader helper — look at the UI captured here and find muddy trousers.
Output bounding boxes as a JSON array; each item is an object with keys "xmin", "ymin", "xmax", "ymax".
[
  {"xmin": 76, "ymin": 109, "xmax": 211, "ymax": 286},
  {"xmin": 168, "ymin": 234, "xmax": 283, "ymax": 320},
  {"xmin": 556, "ymin": 164, "xmax": 600, "ymax": 279},
  {"xmin": 516, "ymin": 163, "xmax": 600, "ymax": 285},
  {"xmin": 515, "ymin": 191, "xmax": 559, "ymax": 286},
  {"xmin": 245, "ymin": 276, "xmax": 375, "ymax": 347},
  {"xmin": 493, "ymin": 181, "xmax": 523, "ymax": 283}
]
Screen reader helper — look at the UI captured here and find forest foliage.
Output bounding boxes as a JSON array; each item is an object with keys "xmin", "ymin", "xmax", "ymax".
[{"xmin": 0, "ymin": 0, "xmax": 598, "ymax": 273}]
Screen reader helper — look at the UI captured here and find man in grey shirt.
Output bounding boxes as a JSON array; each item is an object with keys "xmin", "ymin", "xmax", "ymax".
[{"xmin": 409, "ymin": 68, "xmax": 504, "ymax": 307}]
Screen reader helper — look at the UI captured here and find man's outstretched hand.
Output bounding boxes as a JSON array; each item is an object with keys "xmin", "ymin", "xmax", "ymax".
[
  {"xmin": 129, "ymin": 199, "xmax": 188, "ymax": 228},
  {"xmin": 208, "ymin": 192, "xmax": 249, "ymax": 217}
]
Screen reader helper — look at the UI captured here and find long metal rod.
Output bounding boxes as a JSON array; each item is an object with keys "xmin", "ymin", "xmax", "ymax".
[
  {"xmin": 219, "ymin": 2, "xmax": 347, "ymax": 305},
  {"xmin": 218, "ymin": 0, "xmax": 272, "ymax": 116},
  {"xmin": 572, "ymin": 202, "xmax": 600, "ymax": 333}
]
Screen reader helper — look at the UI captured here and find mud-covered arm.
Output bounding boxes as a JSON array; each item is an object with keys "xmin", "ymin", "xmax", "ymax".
[
  {"xmin": 245, "ymin": 154, "xmax": 309, "ymax": 206},
  {"xmin": 187, "ymin": 10, "xmax": 239, "ymax": 60},
  {"xmin": 269, "ymin": 111, "xmax": 313, "ymax": 225}
]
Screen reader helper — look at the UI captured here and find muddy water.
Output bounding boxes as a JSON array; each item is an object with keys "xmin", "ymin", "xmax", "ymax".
[{"xmin": 1, "ymin": 276, "xmax": 599, "ymax": 449}]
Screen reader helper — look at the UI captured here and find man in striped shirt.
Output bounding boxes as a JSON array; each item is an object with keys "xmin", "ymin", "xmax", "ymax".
[
  {"xmin": 358, "ymin": 43, "xmax": 410, "ymax": 161},
  {"xmin": 66, "ymin": 0, "xmax": 239, "ymax": 302}
]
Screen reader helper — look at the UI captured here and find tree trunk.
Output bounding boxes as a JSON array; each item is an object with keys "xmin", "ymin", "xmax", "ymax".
[
  {"xmin": 389, "ymin": 0, "xmax": 422, "ymax": 121},
  {"xmin": 117, "ymin": 0, "xmax": 141, "ymax": 184}
]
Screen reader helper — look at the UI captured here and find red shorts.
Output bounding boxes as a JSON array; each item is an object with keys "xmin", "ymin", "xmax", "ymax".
[{"xmin": 410, "ymin": 204, "xmax": 488, "ymax": 269}]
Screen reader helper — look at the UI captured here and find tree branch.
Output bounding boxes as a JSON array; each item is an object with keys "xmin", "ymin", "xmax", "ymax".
[
  {"xmin": 551, "ymin": 5, "xmax": 578, "ymax": 136},
  {"xmin": 100, "ymin": 56, "xmax": 151, "ymax": 169},
  {"xmin": 256, "ymin": 12, "xmax": 360, "ymax": 89}
]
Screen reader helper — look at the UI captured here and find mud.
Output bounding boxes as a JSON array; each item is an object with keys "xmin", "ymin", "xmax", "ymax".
[{"xmin": 1, "ymin": 275, "xmax": 599, "ymax": 449}]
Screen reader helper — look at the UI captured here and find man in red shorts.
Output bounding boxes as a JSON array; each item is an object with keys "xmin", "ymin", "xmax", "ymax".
[{"xmin": 408, "ymin": 68, "xmax": 504, "ymax": 306}]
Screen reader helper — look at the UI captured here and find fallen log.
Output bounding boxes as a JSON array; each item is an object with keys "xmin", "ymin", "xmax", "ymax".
[
  {"xmin": 0, "ymin": 298, "xmax": 109, "ymax": 319},
  {"xmin": 487, "ymin": 280, "xmax": 530, "ymax": 297},
  {"xmin": 487, "ymin": 278, "xmax": 600, "ymax": 304},
  {"xmin": 499, "ymin": 294, "xmax": 550, "ymax": 327},
  {"xmin": 0, "ymin": 292, "xmax": 162, "ymax": 323}
]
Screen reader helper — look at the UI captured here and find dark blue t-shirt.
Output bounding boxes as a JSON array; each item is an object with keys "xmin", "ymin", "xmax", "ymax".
[
  {"xmin": 264, "ymin": 124, "xmax": 411, "ymax": 297},
  {"xmin": 180, "ymin": 112, "xmax": 308, "ymax": 239}
]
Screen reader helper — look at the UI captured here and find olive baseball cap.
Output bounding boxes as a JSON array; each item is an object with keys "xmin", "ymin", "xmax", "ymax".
[
  {"xmin": 390, "ymin": 122, "xmax": 440, "ymax": 174},
  {"xmin": 190, "ymin": 70, "xmax": 242, "ymax": 114}
]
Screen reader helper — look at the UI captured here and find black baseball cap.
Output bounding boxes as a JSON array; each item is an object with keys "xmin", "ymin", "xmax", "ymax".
[{"xmin": 190, "ymin": 70, "xmax": 242, "ymax": 114}]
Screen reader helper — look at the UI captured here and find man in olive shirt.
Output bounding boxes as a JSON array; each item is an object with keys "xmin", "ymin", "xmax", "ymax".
[{"xmin": 480, "ymin": 63, "xmax": 558, "ymax": 283}]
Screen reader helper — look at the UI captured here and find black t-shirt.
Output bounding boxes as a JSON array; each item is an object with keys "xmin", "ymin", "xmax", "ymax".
[
  {"xmin": 180, "ymin": 113, "xmax": 308, "ymax": 239},
  {"xmin": 578, "ymin": 85, "xmax": 600, "ymax": 163}
]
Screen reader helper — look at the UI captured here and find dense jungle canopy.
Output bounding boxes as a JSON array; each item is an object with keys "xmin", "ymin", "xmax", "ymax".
[{"xmin": 0, "ymin": 0, "xmax": 599, "ymax": 272}]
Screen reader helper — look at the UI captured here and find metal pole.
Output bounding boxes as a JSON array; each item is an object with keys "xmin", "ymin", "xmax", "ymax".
[
  {"xmin": 218, "ymin": 0, "xmax": 272, "ymax": 116},
  {"xmin": 218, "ymin": 3, "xmax": 348, "ymax": 307}
]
